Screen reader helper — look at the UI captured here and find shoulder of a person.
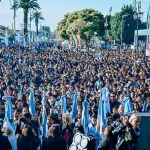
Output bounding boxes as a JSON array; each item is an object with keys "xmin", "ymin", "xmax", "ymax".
[
  {"xmin": 99, "ymin": 139, "xmax": 109, "ymax": 147},
  {"xmin": 136, "ymin": 127, "xmax": 141, "ymax": 132},
  {"xmin": 88, "ymin": 123, "xmax": 93, "ymax": 128},
  {"xmin": 1, "ymin": 134, "xmax": 8, "ymax": 140}
]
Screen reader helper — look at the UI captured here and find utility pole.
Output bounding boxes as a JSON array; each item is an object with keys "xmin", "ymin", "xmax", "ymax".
[
  {"xmin": 30, "ymin": 9, "xmax": 32, "ymax": 42},
  {"xmin": 13, "ymin": 0, "xmax": 16, "ymax": 44},
  {"xmin": 133, "ymin": 0, "xmax": 143, "ymax": 53}
]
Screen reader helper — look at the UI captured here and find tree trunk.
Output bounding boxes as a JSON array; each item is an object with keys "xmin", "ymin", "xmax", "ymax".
[
  {"xmin": 23, "ymin": 9, "xmax": 28, "ymax": 42},
  {"xmin": 36, "ymin": 19, "xmax": 38, "ymax": 36}
]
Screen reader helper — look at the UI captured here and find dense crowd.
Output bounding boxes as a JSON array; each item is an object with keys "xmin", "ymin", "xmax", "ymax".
[{"xmin": 0, "ymin": 41, "xmax": 149, "ymax": 150}]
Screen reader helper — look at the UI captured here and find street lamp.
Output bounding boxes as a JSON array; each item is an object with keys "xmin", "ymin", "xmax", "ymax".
[
  {"xmin": 29, "ymin": 9, "xmax": 35, "ymax": 42},
  {"xmin": 133, "ymin": 0, "xmax": 144, "ymax": 52},
  {"xmin": 104, "ymin": 7, "xmax": 112, "ymax": 49},
  {"xmin": 121, "ymin": 14, "xmax": 130, "ymax": 49},
  {"xmin": 109, "ymin": 7, "xmax": 113, "ymax": 16},
  {"xmin": 104, "ymin": 17, "xmax": 108, "ymax": 49}
]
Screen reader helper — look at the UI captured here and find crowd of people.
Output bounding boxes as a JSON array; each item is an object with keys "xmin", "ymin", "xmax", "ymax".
[{"xmin": 0, "ymin": 41, "xmax": 149, "ymax": 150}]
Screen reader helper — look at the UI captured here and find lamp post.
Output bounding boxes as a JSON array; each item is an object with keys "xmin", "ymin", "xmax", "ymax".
[
  {"xmin": 104, "ymin": 17, "xmax": 108, "ymax": 49},
  {"xmin": 121, "ymin": 14, "xmax": 130, "ymax": 49},
  {"xmin": 29, "ymin": 9, "xmax": 34, "ymax": 42},
  {"xmin": 11, "ymin": 0, "xmax": 21, "ymax": 44},
  {"xmin": 109, "ymin": 7, "xmax": 112, "ymax": 16},
  {"xmin": 133, "ymin": 0, "xmax": 143, "ymax": 53},
  {"xmin": 104, "ymin": 7, "xmax": 112, "ymax": 49}
]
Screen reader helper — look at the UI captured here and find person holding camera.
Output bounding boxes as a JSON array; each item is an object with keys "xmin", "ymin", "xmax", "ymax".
[{"xmin": 112, "ymin": 113, "xmax": 141, "ymax": 150}]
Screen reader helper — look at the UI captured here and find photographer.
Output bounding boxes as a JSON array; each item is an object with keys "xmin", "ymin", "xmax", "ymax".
[{"xmin": 112, "ymin": 114, "xmax": 141, "ymax": 150}]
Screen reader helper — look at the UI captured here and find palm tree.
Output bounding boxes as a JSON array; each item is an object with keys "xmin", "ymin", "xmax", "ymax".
[
  {"xmin": 31, "ymin": 11, "xmax": 44, "ymax": 36},
  {"xmin": 42, "ymin": 26, "xmax": 50, "ymax": 38},
  {"xmin": 16, "ymin": 0, "xmax": 40, "ymax": 40}
]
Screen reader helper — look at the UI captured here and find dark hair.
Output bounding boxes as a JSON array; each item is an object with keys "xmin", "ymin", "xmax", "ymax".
[
  {"xmin": 110, "ymin": 92, "xmax": 116, "ymax": 95},
  {"xmin": 23, "ymin": 125, "xmax": 33, "ymax": 138},
  {"xmin": 132, "ymin": 101, "xmax": 140, "ymax": 111},
  {"xmin": 18, "ymin": 94, "xmax": 26, "ymax": 102},
  {"xmin": 24, "ymin": 113, "xmax": 32, "ymax": 120},
  {"xmin": 105, "ymin": 126, "xmax": 114, "ymax": 137},
  {"xmin": 53, "ymin": 126, "xmax": 60, "ymax": 137}
]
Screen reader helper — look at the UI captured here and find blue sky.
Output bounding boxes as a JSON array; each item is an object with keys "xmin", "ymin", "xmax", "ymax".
[{"xmin": 0, "ymin": 0, "xmax": 149, "ymax": 31}]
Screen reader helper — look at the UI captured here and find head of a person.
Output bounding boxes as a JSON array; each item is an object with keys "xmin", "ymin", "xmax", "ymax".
[
  {"xmin": 132, "ymin": 101, "xmax": 140, "ymax": 111},
  {"xmin": 56, "ymin": 105, "xmax": 61, "ymax": 113},
  {"xmin": 16, "ymin": 100, "xmax": 23, "ymax": 110},
  {"xmin": 123, "ymin": 116, "xmax": 129, "ymax": 125},
  {"xmin": 6, "ymin": 87, "xmax": 13, "ymax": 95},
  {"xmin": 129, "ymin": 113, "xmax": 141, "ymax": 128},
  {"xmin": 57, "ymin": 113, "xmax": 62, "ymax": 122},
  {"xmin": 14, "ymin": 111, "xmax": 20, "ymax": 120},
  {"xmin": 117, "ymin": 104, "xmax": 124, "ymax": 115},
  {"xmin": 91, "ymin": 115, "xmax": 97, "ymax": 126},
  {"xmin": 47, "ymin": 115, "xmax": 54, "ymax": 125},
  {"xmin": 22, "ymin": 107, "xmax": 29, "ymax": 115},
  {"xmin": 104, "ymin": 126, "xmax": 113, "ymax": 138},
  {"xmin": 49, "ymin": 125, "xmax": 60, "ymax": 137},
  {"xmin": 1, "ymin": 82, "xmax": 6, "ymax": 90},
  {"xmin": 63, "ymin": 113, "xmax": 71, "ymax": 124},
  {"xmin": 18, "ymin": 94, "xmax": 27, "ymax": 102},
  {"xmin": 24, "ymin": 113, "xmax": 32, "ymax": 125},
  {"xmin": 109, "ymin": 92, "xmax": 116, "ymax": 103},
  {"xmin": 76, "ymin": 114, "xmax": 81, "ymax": 124},
  {"xmin": 107, "ymin": 117, "xmax": 113, "ymax": 126},
  {"xmin": 22, "ymin": 124, "xmax": 33, "ymax": 137}
]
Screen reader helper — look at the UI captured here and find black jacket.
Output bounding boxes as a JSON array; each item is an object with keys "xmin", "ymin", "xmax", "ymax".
[
  {"xmin": 112, "ymin": 124, "xmax": 140, "ymax": 150},
  {"xmin": 98, "ymin": 138, "xmax": 115, "ymax": 150},
  {"xmin": 109, "ymin": 100, "xmax": 121, "ymax": 113},
  {"xmin": 41, "ymin": 136, "xmax": 66, "ymax": 150},
  {"xmin": 17, "ymin": 135, "xmax": 41, "ymax": 150},
  {"xmin": 0, "ymin": 133, "xmax": 12, "ymax": 150}
]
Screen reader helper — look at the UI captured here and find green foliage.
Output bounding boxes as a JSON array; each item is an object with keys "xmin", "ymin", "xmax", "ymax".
[
  {"xmin": 13, "ymin": 0, "xmax": 40, "ymax": 40},
  {"xmin": 31, "ymin": 11, "xmax": 44, "ymax": 35},
  {"xmin": 19, "ymin": 0, "xmax": 40, "ymax": 10},
  {"xmin": 56, "ymin": 9, "xmax": 104, "ymax": 47},
  {"xmin": 110, "ymin": 4, "xmax": 146, "ymax": 44},
  {"xmin": 41, "ymin": 26, "xmax": 51, "ymax": 38}
]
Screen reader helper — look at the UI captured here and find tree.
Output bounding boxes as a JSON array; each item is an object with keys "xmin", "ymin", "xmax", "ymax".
[
  {"xmin": 56, "ymin": 13, "xmax": 70, "ymax": 39},
  {"xmin": 31, "ymin": 11, "xmax": 44, "ymax": 36},
  {"xmin": 41, "ymin": 26, "xmax": 51, "ymax": 39},
  {"xmin": 110, "ymin": 12, "xmax": 121, "ymax": 42},
  {"xmin": 15, "ymin": 0, "xmax": 40, "ymax": 41},
  {"xmin": 56, "ymin": 9, "xmax": 104, "ymax": 48},
  {"xmin": 110, "ymin": 4, "xmax": 146, "ymax": 44}
]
